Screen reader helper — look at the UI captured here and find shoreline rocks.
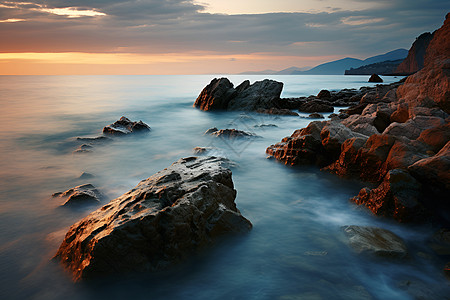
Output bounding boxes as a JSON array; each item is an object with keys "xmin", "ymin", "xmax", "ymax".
[
  {"xmin": 103, "ymin": 116, "xmax": 151, "ymax": 136},
  {"xmin": 53, "ymin": 184, "xmax": 104, "ymax": 207},
  {"xmin": 54, "ymin": 156, "xmax": 252, "ymax": 281}
]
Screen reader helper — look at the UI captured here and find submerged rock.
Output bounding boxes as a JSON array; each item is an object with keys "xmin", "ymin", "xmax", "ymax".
[
  {"xmin": 103, "ymin": 116, "xmax": 150, "ymax": 136},
  {"xmin": 208, "ymin": 128, "xmax": 257, "ymax": 139},
  {"xmin": 53, "ymin": 184, "xmax": 104, "ymax": 207},
  {"xmin": 342, "ymin": 225, "xmax": 408, "ymax": 258},
  {"xmin": 54, "ymin": 156, "xmax": 252, "ymax": 281},
  {"xmin": 73, "ymin": 144, "xmax": 93, "ymax": 154},
  {"xmin": 256, "ymin": 108, "xmax": 299, "ymax": 116}
]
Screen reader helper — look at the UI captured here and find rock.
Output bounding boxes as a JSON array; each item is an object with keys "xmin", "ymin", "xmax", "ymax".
[
  {"xmin": 256, "ymin": 108, "xmax": 299, "ymax": 116},
  {"xmin": 254, "ymin": 124, "xmax": 277, "ymax": 128},
  {"xmin": 342, "ymin": 225, "xmax": 408, "ymax": 258},
  {"xmin": 227, "ymin": 79, "xmax": 283, "ymax": 111},
  {"xmin": 76, "ymin": 136, "xmax": 112, "ymax": 144},
  {"xmin": 53, "ymin": 184, "xmax": 104, "ymax": 207},
  {"xmin": 417, "ymin": 122, "xmax": 450, "ymax": 152},
  {"xmin": 383, "ymin": 116, "xmax": 445, "ymax": 140},
  {"xmin": 429, "ymin": 228, "xmax": 450, "ymax": 255},
  {"xmin": 204, "ymin": 127, "xmax": 218, "ymax": 135},
  {"xmin": 390, "ymin": 103, "xmax": 409, "ymax": 123},
  {"xmin": 208, "ymin": 128, "xmax": 256, "ymax": 138},
  {"xmin": 298, "ymin": 100, "xmax": 334, "ymax": 113},
  {"xmin": 368, "ymin": 74, "xmax": 383, "ymax": 83},
  {"xmin": 103, "ymin": 116, "xmax": 150, "ymax": 136},
  {"xmin": 79, "ymin": 172, "xmax": 94, "ymax": 179},
  {"xmin": 317, "ymin": 89, "xmax": 331, "ymax": 99},
  {"xmin": 193, "ymin": 147, "xmax": 217, "ymax": 155},
  {"xmin": 373, "ymin": 110, "xmax": 392, "ymax": 133},
  {"xmin": 343, "ymin": 103, "xmax": 367, "ymax": 115},
  {"xmin": 351, "ymin": 169, "xmax": 426, "ymax": 222},
  {"xmin": 193, "ymin": 78, "xmax": 236, "ymax": 110},
  {"xmin": 73, "ymin": 144, "xmax": 93, "ymax": 154},
  {"xmin": 309, "ymin": 113, "xmax": 324, "ymax": 119},
  {"xmin": 395, "ymin": 32, "xmax": 434, "ymax": 75},
  {"xmin": 54, "ymin": 156, "xmax": 252, "ymax": 281}
]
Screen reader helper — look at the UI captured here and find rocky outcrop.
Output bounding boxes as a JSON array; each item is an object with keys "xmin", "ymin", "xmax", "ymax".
[
  {"xmin": 351, "ymin": 169, "xmax": 426, "ymax": 222},
  {"xmin": 256, "ymin": 108, "xmax": 299, "ymax": 116},
  {"xmin": 193, "ymin": 78, "xmax": 283, "ymax": 111},
  {"xmin": 266, "ymin": 14, "xmax": 450, "ymax": 223},
  {"xmin": 53, "ymin": 184, "xmax": 104, "ymax": 207},
  {"xmin": 298, "ymin": 100, "xmax": 334, "ymax": 113},
  {"xmin": 342, "ymin": 225, "xmax": 408, "ymax": 258},
  {"xmin": 368, "ymin": 74, "xmax": 383, "ymax": 83},
  {"xmin": 103, "ymin": 116, "xmax": 150, "ymax": 136},
  {"xmin": 206, "ymin": 128, "xmax": 257, "ymax": 138},
  {"xmin": 395, "ymin": 32, "xmax": 434, "ymax": 75},
  {"xmin": 54, "ymin": 156, "xmax": 252, "ymax": 281}
]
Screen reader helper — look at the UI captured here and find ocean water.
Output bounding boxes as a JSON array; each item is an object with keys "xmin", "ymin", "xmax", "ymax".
[{"xmin": 0, "ymin": 75, "xmax": 448, "ymax": 300}]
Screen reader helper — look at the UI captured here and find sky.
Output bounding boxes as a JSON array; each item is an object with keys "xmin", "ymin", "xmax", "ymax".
[{"xmin": 0, "ymin": 0, "xmax": 448, "ymax": 75}]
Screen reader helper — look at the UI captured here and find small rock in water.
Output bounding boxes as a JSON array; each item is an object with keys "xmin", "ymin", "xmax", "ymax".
[
  {"xmin": 309, "ymin": 113, "xmax": 324, "ymax": 119},
  {"xmin": 73, "ymin": 144, "xmax": 93, "ymax": 154},
  {"xmin": 204, "ymin": 127, "xmax": 218, "ymax": 135},
  {"xmin": 103, "ymin": 116, "xmax": 150, "ymax": 136},
  {"xmin": 341, "ymin": 225, "xmax": 408, "ymax": 258},
  {"xmin": 368, "ymin": 74, "xmax": 383, "ymax": 82},
  {"xmin": 53, "ymin": 183, "xmax": 104, "ymax": 207},
  {"xmin": 193, "ymin": 146, "xmax": 217, "ymax": 155},
  {"xmin": 208, "ymin": 128, "xmax": 257, "ymax": 138},
  {"xmin": 254, "ymin": 124, "xmax": 277, "ymax": 128},
  {"xmin": 79, "ymin": 172, "xmax": 94, "ymax": 179}
]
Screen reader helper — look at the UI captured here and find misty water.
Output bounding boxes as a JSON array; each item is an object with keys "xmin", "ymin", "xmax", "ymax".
[{"xmin": 1, "ymin": 75, "xmax": 449, "ymax": 300}]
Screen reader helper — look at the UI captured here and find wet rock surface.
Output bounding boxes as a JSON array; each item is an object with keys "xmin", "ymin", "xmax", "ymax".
[
  {"xmin": 206, "ymin": 128, "xmax": 257, "ymax": 138},
  {"xmin": 342, "ymin": 225, "xmax": 408, "ymax": 258},
  {"xmin": 266, "ymin": 16, "xmax": 450, "ymax": 223},
  {"xmin": 54, "ymin": 156, "xmax": 252, "ymax": 281},
  {"xmin": 103, "ymin": 116, "xmax": 151, "ymax": 136},
  {"xmin": 53, "ymin": 184, "xmax": 104, "ymax": 207}
]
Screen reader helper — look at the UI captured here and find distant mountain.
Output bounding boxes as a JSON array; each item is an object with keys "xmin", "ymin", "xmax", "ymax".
[
  {"xmin": 239, "ymin": 48, "xmax": 408, "ymax": 75},
  {"xmin": 345, "ymin": 59, "xmax": 404, "ymax": 75}
]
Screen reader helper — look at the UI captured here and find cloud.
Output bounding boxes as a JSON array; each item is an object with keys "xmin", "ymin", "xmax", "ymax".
[{"xmin": 0, "ymin": 0, "xmax": 448, "ymax": 63}]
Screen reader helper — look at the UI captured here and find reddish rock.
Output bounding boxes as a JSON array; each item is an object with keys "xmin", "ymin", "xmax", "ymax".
[
  {"xmin": 383, "ymin": 116, "xmax": 445, "ymax": 140},
  {"xmin": 193, "ymin": 78, "xmax": 236, "ymax": 110},
  {"xmin": 351, "ymin": 169, "xmax": 426, "ymax": 222},
  {"xmin": 54, "ymin": 157, "xmax": 252, "ymax": 281},
  {"xmin": 417, "ymin": 122, "xmax": 450, "ymax": 152},
  {"xmin": 390, "ymin": 104, "xmax": 410, "ymax": 123},
  {"xmin": 395, "ymin": 32, "xmax": 434, "ymax": 75}
]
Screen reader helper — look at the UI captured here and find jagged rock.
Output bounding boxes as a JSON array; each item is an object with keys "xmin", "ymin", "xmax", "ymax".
[
  {"xmin": 103, "ymin": 116, "xmax": 150, "ymax": 136},
  {"xmin": 208, "ymin": 129, "xmax": 256, "ymax": 138},
  {"xmin": 298, "ymin": 100, "xmax": 334, "ymax": 113},
  {"xmin": 395, "ymin": 32, "xmax": 434, "ymax": 75},
  {"xmin": 368, "ymin": 74, "xmax": 383, "ymax": 83},
  {"xmin": 53, "ymin": 184, "xmax": 104, "ymax": 207},
  {"xmin": 351, "ymin": 169, "xmax": 426, "ymax": 222},
  {"xmin": 227, "ymin": 79, "xmax": 283, "ymax": 111},
  {"xmin": 373, "ymin": 110, "xmax": 392, "ymax": 133},
  {"xmin": 193, "ymin": 147, "xmax": 217, "ymax": 155},
  {"xmin": 193, "ymin": 78, "xmax": 236, "ymax": 110},
  {"xmin": 54, "ymin": 156, "xmax": 252, "ymax": 281},
  {"xmin": 278, "ymin": 97, "xmax": 307, "ymax": 109},
  {"xmin": 256, "ymin": 108, "xmax": 299, "ymax": 116},
  {"xmin": 204, "ymin": 127, "xmax": 218, "ymax": 135},
  {"xmin": 317, "ymin": 89, "xmax": 331, "ymax": 99},
  {"xmin": 342, "ymin": 225, "xmax": 408, "ymax": 258},
  {"xmin": 429, "ymin": 228, "xmax": 450, "ymax": 255}
]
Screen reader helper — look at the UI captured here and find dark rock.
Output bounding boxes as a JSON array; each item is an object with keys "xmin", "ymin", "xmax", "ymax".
[
  {"xmin": 103, "ymin": 116, "xmax": 150, "ymax": 136},
  {"xmin": 228, "ymin": 79, "xmax": 283, "ymax": 111},
  {"xmin": 309, "ymin": 113, "xmax": 324, "ymax": 119},
  {"xmin": 235, "ymin": 80, "xmax": 250, "ymax": 93},
  {"xmin": 54, "ymin": 157, "xmax": 251, "ymax": 281},
  {"xmin": 254, "ymin": 124, "xmax": 277, "ymax": 128},
  {"xmin": 342, "ymin": 225, "xmax": 408, "ymax": 258},
  {"xmin": 54, "ymin": 184, "xmax": 104, "ymax": 207},
  {"xmin": 193, "ymin": 78, "xmax": 236, "ymax": 110},
  {"xmin": 429, "ymin": 228, "xmax": 450, "ymax": 255},
  {"xmin": 278, "ymin": 97, "xmax": 307, "ymax": 109},
  {"xmin": 395, "ymin": 32, "xmax": 434, "ymax": 75},
  {"xmin": 343, "ymin": 103, "xmax": 367, "ymax": 115},
  {"xmin": 76, "ymin": 136, "xmax": 112, "ymax": 144},
  {"xmin": 373, "ymin": 110, "xmax": 391, "ymax": 133},
  {"xmin": 204, "ymin": 127, "xmax": 218, "ymax": 135},
  {"xmin": 368, "ymin": 74, "xmax": 383, "ymax": 83},
  {"xmin": 256, "ymin": 108, "xmax": 299, "ymax": 116},
  {"xmin": 209, "ymin": 129, "xmax": 256, "ymax": 139},
  {"xmin": 79, "ymin": 172, "xmax": 94, "ymax": 179},
  {"xmin": 298, "ymin": 100, "xmax": 334, "ymax": 113},
  {"xmin": 351, "ymin": 169, "xmax": 426, "ymax": 222},
  {"xmin": 317, "ymin": 90, "xmax": 331, "ymax": 99}
]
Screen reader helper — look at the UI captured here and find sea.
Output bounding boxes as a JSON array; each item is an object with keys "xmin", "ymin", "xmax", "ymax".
[{"xmin": 0, "ymin": 75, "xmax": 449, "ymax": 300}]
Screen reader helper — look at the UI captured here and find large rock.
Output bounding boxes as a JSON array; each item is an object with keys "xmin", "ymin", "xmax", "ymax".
[
  {"xmin": 54, "ymin": 156, "xmax": 252, "ymax": 281},
  {"xmin": 351, "ymin": 169, "xmax": 426, "ymax": 222},
  {"xmin": 342, "ymin": 225, "xmax": 408, "ymax": 258},
  {"xmin": 207, "ymin": 128, "xmax": 257, "ymax": 139},
  {"xmin": 53, "ymin": 184, "xmax": 104, "ymax": 207},
  {"xmin": 193, "ymin": 78, "xmax": 283, "ymax": 111},
  {"xmin": 227, "ymin": 79, "xmax": 283, "ymax": 111},
  {"xmin": 193, "ymin": 78, "xmax": 236, "ymax": 110},
  {"xmin": 298, "ymin": 100, "xmax": 334, "ymax": 113},
  {"xmin": 103, "ymin": 116, "xmax": 150, "ymax": 136},
  {"xmin": 383, "ymin": 116, "xmax": 445, "ymax": 140},
  {"xmin": 395, "ymin": 32, "xmax": 434, "ymax": 75},
  {"xmin": 368, "ymin": 74, "xmax": 383, "ymax": 83}
]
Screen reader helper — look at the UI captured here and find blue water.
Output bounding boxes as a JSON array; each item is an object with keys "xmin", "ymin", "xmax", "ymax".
[{"xmin": 0, "ymin": 75, "xmax": 448, "ymax": 299}]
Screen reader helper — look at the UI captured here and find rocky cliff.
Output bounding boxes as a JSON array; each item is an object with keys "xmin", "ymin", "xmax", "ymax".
[{"xmin": 395, "ymin": 32, "xmax": 434, "ymax": 75}]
